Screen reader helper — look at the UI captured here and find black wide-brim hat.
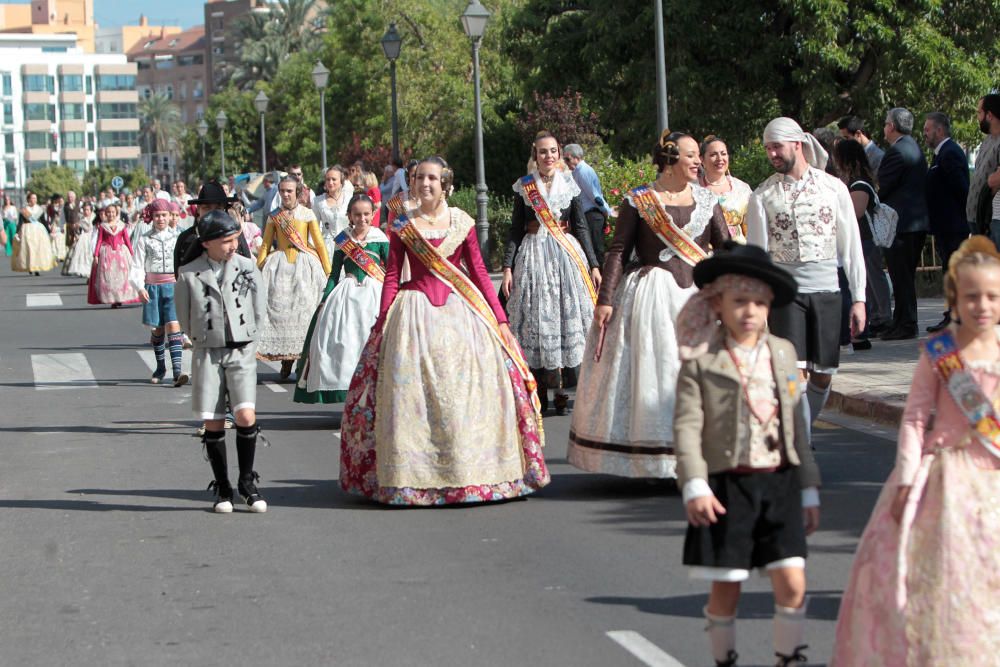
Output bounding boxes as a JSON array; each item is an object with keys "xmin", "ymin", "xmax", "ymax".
[
  {"xmin": 188, "ymin": 181, "xmax": 237, "ymax": 206},
  {"xmin": 693, "ymin": 241, "xmax": 798, "ymax": 307}
]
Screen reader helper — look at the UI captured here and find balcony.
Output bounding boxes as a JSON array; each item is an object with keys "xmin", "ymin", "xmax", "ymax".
[
  {"xmin": 98, "ymin": 146, "xmax": 140, "ymax": 160},
  {"xmin": 95, "ymin": 90, "xmax": 138, "ymax": 104},
  {"xmin": 96, "ymin": 118, "xmax": 139, "ymax": 132}
]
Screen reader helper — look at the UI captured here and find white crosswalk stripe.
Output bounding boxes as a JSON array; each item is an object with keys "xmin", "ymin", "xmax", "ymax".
[
  {"xmin": 136, "ymin": 349, "xmax": 193, "ymax": 375},
  {"xmin": 26, "ymin": 293, "xmax": 62, "ymax": 307},
  {"xmin": 31, "ymin": 353, "xmax": 97, "ymax": 390},
  {"xmin": 606, "ymin": 631, "xmax": 687, "ymax": 667}
]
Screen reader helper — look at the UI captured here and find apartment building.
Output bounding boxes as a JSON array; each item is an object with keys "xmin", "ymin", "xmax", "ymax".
[
  {"xmin": 0, "ymin": 33, "xmax": 140, "ymax": 190},
  {"xmin": 129, "ymin": 25, "xmax": 207, "ymax": 123}
]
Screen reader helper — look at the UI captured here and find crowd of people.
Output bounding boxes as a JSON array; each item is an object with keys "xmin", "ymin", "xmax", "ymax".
[{"xmin": 5, "ymin": 92, "xmax": 1000, "ymax": 666}]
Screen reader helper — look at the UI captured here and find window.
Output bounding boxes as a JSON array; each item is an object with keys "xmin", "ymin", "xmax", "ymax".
[
  {"xmin": 88, "ymin": 132, "xmax": 95, "ymax": 150},
  {"xmin": 164, "ymin": 84, "xmax": 173, "ymax": 100},
  {"xmin": 23, "ymin": 103, "xmax": 55, "ymax": 121},
  {"xmin": 213, "ymin": 18, "xmax": 223, "ymax": 29},
  {"xmin": 108, "ymin": 159, "xmax": 137, "ymax": 171},
  {"xmin": 5, "ymin": 159, "xmax": 15, "ymax": 185},
  {"xmin": 4, "ymin": 134, "xmax": 12, "ymax": 153},
  {"xmin": 65, "ymin": 159, "xmax": 86, "ymax": 177},
  {"xmin": 97, "ymin": 102, "xmax": 136, "ymax": 119},
  {"xmin": 98, "ymin": 130, "xmax": 137, "ymax": 147},
  {"xmin": 178, "ymin": 54, "xmax": 204, "ymax": 66},
  {"xmin": 59, "ymin": 74, "xmax": 83, "ymax": 92},
  {"xmin": 136, "ymin": 60, "xmax": 152, "ymax": 71},
  {"xmin": 192, "ymin": 83, "xmax": 204, "ymax": 99},
  {"xmin": 212, "ymin": 46, "xmax": 224, "ymax": 56},
  {"xmin": 96, "ymin": 74, "xmax": 135, "ymax": 91},
  {"xmin": 85, "ymin": 75, "xmax": 92, "ymax": 94},
  {"xmin": 26, "ymin": 161, "xmax": 49, "ymax": 177},
  {"xmin": 62, "ymin": 132, "xmax": 85, "ymax": 149},
  {"xmin": 3, "ymin": 102, "xmax": 12, "ymax": 125},
  {"xmin": 23, "ymin": 75, "xmax": 54, "ymax": 93},
  {"xmin": 154, "ymin": 57, "xmax": 174, "ymax": 70},
  {"xmin": 87, "ymin": 104, "xmax": 94, "ymax": 123},
  {"xmin": 1, "ymin": 73, "xmax": 10, "ymax": 97},
  {"xmin": 25, "ymin": 132, "xmax": 53, "ymax": 150},
  {"xmin": 61, "ymin": 103, "xmax": 84, "ymax": 120},
  {"xmin": 41, "ymin": 46, "xmax": 68, "ymax": 53}
]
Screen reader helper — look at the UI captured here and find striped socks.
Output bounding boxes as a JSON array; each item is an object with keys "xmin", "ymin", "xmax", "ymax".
[
  {"xmin": 168, "ymin": 332, "xmax": 184, "ymax": 377},
  {"xmin": 150, "ymin": 332, "xmax": 166, "ymax": 380}
]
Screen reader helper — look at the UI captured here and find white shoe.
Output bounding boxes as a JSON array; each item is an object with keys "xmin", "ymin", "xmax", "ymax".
[
  {"xmin": 213, "ymin": 499, "xmax": 234, "ymax": 513},
  {"xmin": 246, "ymin": 498, "xmax": 267, "ymax": 513}
]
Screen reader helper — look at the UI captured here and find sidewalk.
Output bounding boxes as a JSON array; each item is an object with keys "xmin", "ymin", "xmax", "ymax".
[{"xmin": 826, "ymin": 297, "xmax": 946, "ymax": 425}]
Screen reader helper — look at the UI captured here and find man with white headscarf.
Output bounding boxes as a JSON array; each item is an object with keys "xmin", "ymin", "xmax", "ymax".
[{"xmin": 747, "ymin": 117, "xmax": 866, "ymax": 437}]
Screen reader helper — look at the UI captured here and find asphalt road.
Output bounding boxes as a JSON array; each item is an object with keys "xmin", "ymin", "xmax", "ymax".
[{"xmin": 0, "ymin": 260, "xmax": 899, "ymax": 667}]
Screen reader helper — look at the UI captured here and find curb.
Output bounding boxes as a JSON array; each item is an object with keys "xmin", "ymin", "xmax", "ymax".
[{"xmin": 827, "ymin": 388, "xmax": 904, "ymax": 426}]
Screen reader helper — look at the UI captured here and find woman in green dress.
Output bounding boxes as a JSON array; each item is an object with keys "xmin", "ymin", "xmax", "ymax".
[{"xmin": 294, "ymin": 193, "xmax": 390, "ymax": 404}]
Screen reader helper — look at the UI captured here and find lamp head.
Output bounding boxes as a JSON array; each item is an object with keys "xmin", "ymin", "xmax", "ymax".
[
  {"xmin": 381, "ymin": 22, "xmax": 402, "ymax": 61},
  {"xmin": 254, "ymin": 90, "xmax": 269, "ymax": 114},
  {"xmin": 461, "ymin": 0, "xmax": 491, "ymax": 40},
  {"xmin": 311, "ymin": 61, "xmax": 330, "ymax": 90}
]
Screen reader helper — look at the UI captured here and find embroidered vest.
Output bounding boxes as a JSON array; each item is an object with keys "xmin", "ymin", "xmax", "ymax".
[{"xmin": 759, "ymin": 170, "xmax": 838, "ymax": 263}]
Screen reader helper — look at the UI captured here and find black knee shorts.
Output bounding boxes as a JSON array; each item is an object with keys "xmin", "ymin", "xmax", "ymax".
[
  {"xmin": 683, "ymin": 467, "xmax": 807, "ymax": 570},
  {"xmin": 768, "ymin": 291, "xmax": 842, "ymax": 371}
]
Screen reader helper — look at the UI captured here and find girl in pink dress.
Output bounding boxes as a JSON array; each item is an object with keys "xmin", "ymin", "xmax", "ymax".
[
  {"xmin": 832, "ymin": 236, "xmax": 1000, "ymax": 665},
  {"xmin": 88, "ymin": 203, "xmax": 140, "ymax": 307},
  {"xmin": 340, "ymin": 156, "xmax": 548, "ymax": 506}
]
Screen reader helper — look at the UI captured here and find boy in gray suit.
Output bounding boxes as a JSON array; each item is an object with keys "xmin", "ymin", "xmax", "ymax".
[{"xmin": 176, "ymin": 210, "xmax": 268, "ymax": 513}]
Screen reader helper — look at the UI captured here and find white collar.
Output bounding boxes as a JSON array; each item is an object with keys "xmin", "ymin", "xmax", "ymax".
[{"xmin": 933, "ymin": 136, "xmax": 951, "ymax": 155}]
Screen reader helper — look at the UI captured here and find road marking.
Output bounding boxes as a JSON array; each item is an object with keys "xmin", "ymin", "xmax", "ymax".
[
  {"xmin": 606, "ymin": 631, "xmax": 686, "ymax": 667},
  {"xmin": 264, "ymin": 381, "xmax": 287, "ymax": 393},
  {"xmin": 136, "ymin": 349, "xmax": 192, "ymax": 374},
  {"xmin": 31, "ymin": 353, "xmax": 97, "ymax": 390},
  {"xmin": 259, "ymin": 360, "xmax": 283, "ymax": 372},
  {"xmin": 26, "ymin": 293, "xmax": 62, "ymax": 307}
]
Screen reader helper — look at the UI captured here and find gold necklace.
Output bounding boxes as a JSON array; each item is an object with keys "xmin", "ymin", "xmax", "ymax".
[
  {"xmin": 539, "ymin": 171, "xmax": 555, "ymax": 187},
  {"xmin": 656, "ymin": 182, "xmax": 690, "ymax": 200},
  {"xmin": 417, "ymin": 204, "xmax": 444, "ymax": 225}
]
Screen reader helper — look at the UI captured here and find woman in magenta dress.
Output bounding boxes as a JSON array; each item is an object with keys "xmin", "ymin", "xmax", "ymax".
[
  {"xmin": 88, "ymin": 203, "xmax": 140, "ymax": 307},
  {"xmin": 832, "ymin": 236, "xmax": 1000, "ymax": 665},
  {"xmin": 340, "ymin": 156, "xmax": 548, "ymax": 506}
]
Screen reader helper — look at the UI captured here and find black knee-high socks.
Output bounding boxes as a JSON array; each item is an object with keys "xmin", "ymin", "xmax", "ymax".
[{"xmin": 235, "ymin": 423, "xmax": 258, "ymax": 479}]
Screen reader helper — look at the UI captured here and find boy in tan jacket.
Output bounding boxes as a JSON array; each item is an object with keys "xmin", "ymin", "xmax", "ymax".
[{"xmin": 673, "ymin": 242, "xmax": 820, "ymax": 667}]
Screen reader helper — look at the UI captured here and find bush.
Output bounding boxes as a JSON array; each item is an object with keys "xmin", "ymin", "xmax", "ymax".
[
  {"xmin": 25, "ymin": 165, "xmax": 80, "ymax": 200},
  {"xmin": 729, "ymin": 140, "xmax": 771, "ymax": 189},
  {"xmin": 450, "ymin": 185, "xmax": 514, "ymax": 271}
]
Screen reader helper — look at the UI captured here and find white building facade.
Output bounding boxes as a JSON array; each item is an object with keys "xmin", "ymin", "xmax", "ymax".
[{"xmin": 0, "ymin": 33, "xmax": 140, "ymax": 192}]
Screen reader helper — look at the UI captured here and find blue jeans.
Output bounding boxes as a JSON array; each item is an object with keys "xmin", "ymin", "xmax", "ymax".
[{"xmin": 990, "ymin": 219, "xmax": 1000, "ymax": 250}]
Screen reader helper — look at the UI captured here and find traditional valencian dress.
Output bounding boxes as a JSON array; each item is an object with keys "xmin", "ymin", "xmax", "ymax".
[
  {"xmin": 704, "ymin": 175, "xmax": 753, "ymax": 243},
  {"xmin": 568, "ymin": 184, "xmax": 729, "ymax": 478},
  {"xmin": 11, "ymin": 204, "xmax": 56, "ymax": 274},
  {"xmin": 63, "ymin": 213, "xmax": 95, "ymax": 277},
  {"xmin": 87, "ymin": 221, "xmax": 140, "ymax": 305},
  {"xmin": 505, "ymin": 169, "xmax": 600, "ymax": 372},
  {"xmin": 312, "ymin": 183, "xmax": 353, "ymax": 261},
  {"xmin": 294, "ymin": 226, "xmax": 389, "ymax": 404},
  {"xmin": 340, "ymin": 209, "xmax": 549, "ymax": 505},
  {"xmin": 831, "ymin": 328, "xmax": 1000, "ymax": 666},
  {"xmin": 256, "ymin": 203, "xmax": 332, "ymax": 361}
]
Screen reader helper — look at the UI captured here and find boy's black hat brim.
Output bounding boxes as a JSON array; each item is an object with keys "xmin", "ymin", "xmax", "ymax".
[{"xmin": 693, "ymin": 242, "xmax": 798, "ymax": 308}]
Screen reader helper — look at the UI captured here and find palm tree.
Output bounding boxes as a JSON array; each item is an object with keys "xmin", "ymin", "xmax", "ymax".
[
  {"xmin": 138, "ymin": 93, "xmax": 181, "ymax": 155},
  {"xmin": 221, "ymin": 0, "xmax": 323, "ymax": 90}
]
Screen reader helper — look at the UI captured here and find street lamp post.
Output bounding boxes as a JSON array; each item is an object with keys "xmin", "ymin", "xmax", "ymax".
[
  {"xmin": 254, "ymin": 90, "xmax": 269, "ymax": 176},
  {"xmin": 461, "ymin": 0, "xmax": 491, "ymax": 258},
  {"xmin": 653, "ymin": 0, "xmax": 669, "ymax": 132},
  {"xmin": 312, "ymin": 61, "xmax": 330, "ymax": 169},
  {"xmin": 380, "ymin": 23, "xmax": 403, "ymax": 164},
  {"xmin": 196, "ymin": 118, "xmax": 208, "ymax": 183},
  {"xmin": 215, "ymin": 110, "xmax": 228, "ymax": 181},
  {"xmin": 167, "ymin": 136, "xmax": 177, "ymax": 187}
]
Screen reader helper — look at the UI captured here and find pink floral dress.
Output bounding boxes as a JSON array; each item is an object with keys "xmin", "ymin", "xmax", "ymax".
[{"xmin": 87, "ymin": 223, "xmax": 140, "ymax": 305}]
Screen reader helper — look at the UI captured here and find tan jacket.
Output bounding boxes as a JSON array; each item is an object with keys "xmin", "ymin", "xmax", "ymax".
[{"xmin": 673, "ymin": 333, "xmax": 821, "ymax": 490}]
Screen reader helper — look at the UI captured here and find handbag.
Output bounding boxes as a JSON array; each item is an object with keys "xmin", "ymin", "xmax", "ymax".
[
  {"xmin": 853, "ymin": 181, "xmax": 898, "ymax": 248},
  {"xmin": 975, "ymin": 144, "xmax": 1000, "ymax": 235}
]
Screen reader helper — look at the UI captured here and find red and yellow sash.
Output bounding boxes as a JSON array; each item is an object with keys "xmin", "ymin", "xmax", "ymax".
[
  {"xmin": 926, "ymin": 330, "xmax": 1000, "ymax": 460},
  {"xmin": 519, "ymin": 174, "xmax": 598, "ymax": 304},
  {"xmin": 391, "ymin": 214, "xmax": 544, "ymax": 424},
  {"xmin": 386, "ymin": 193, "xmax": 406, "ymax": 217},
  {"xmin": 629, "ymin": 184, "xmax": 709, "ymax": 266},
  {"xmin": 270, "ymin": 208, "xmax": 318, "ymax": 259},
  {"xmin": 335, "ymin": 230, "xmax": 385, "ymax": 282}
]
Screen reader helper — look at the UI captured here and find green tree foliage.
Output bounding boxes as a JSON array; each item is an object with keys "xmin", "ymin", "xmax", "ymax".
[
  {"xmin": 25, "ymin": 165, "xmax": 79, "ymax": 199},
  {"xmin": 81, "ymin": 164, "xmax": 149, "ymax": 197},
  {"xmin": 222, "ymin": 0, "xmax": 323, "ymax": 91},
  {"xmin": 138, "ymin": 93, "xmax": 182, "ymax": 156}
]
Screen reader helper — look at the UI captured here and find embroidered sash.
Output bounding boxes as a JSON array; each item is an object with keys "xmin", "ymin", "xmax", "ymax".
[
  {"xmin": 519, "ymin": 174, "xmax": 597, "ymax": 304},
  {"xmin": 271, "ymin": 208, "xmax": 318, "ymax": 259},
  {"xmin": 391, "ymin": 214, "xmax": 543, "ymax": 420},
  {"xmin": 629, "ymin": 184, "xmax": 709, "ymax": 267},
  {"xmin": 925, "ymin": 330, "xmax": 1000, "ymax": 460},
  {"xmin": 386, "ymin": 193, "xmax": 406, "ymax": 217},
  {"xmin": 335, "ymin": 231, "xmax": 385, "ymax": 283}
]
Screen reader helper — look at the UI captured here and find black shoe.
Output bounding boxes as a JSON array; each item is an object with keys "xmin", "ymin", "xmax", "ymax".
[
  {"xmin": 851, "ymin": 338, "xmax": 872, "ymax": 351},
  {"xmin": 926, "ymin": 316, "xmax": 951, "ymax": 333},
  {"xmin": 238, "ymin": 472, "xmax": 268, "ymax": 513},
  {"xmin": 775, "ymin": 645, "xmax": 808, "ymax": 666},
  {"xmin": 207, "ymin": 480, "xmax": 234, "ymax": 513},
  {"xmin": 868, "ymin": 321, "xmax": 892, "ymax": 336},
  {"xmin": 716, "ymin": 650, "xmax": 738, "ymax": 667},
  {"xmin": 554, "ymin": 392, "xmax": 569, "ymax": 416},
  {"xmin": 881, "ymin": 327, "xmax": 918, "ymax": 341}
]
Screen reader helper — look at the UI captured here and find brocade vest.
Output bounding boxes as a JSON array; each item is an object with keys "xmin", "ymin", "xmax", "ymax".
[{"xmin": 758, "ymin": 169, "xmax": 838, "ymax": 263}]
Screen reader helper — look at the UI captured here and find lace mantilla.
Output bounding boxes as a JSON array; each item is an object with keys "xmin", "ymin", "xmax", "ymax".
[
  {"xmin": 625, "ymin": 183, "xmax": 717, "ymax": 262},
  {"xmin": 415, "ymin": 208, "xmax": 474, "ymax": 256},
  {"xmin": 513, "ymin": 170, "xmax": 581, "ymax": 216}
]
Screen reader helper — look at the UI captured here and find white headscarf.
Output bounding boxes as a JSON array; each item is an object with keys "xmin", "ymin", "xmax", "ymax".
[{"xmin": 762, "ymin": 117, "xmax": 828, "ymax": 171}]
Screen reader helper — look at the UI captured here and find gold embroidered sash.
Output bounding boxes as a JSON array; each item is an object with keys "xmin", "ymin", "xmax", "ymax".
[
  {"xmin": 519, "ymin": 175, "xmax": 598, "ymax": 304},
  {"xmin": 629, "ymin": 184, "xmax": 709, "ymax": 266},
  {"xmin": 386, "ymin": 193, "xmax": 406, "ymax": 217},
  {"xmin": 271, "ymin": 208, "xmax": 318, "ymax": 259},
  {"xmin": 926, "ymin": 330, "xmax": 1000, "ymax": 460},
  {"xmin": 391, "ymin": 214, "xmax": 543, "ymax": 420},
  {"xmin": 335, "ymin": 230, "xmax": 385, "ymax": 282}
]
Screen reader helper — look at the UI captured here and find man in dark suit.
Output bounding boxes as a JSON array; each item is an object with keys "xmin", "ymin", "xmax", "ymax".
[
  {"xmin": 923, "ymin": 111, "xmax": 970, "ymax": 332},
  {"xmin": 877, "ymin": 107, "xmax": 929, "ymax": 340}
]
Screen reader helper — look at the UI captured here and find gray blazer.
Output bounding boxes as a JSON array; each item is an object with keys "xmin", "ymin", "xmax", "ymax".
[
  {"xmin": 175, "ymin": 253, "xmax": 266, "ymax": 348},
  {"xmin": 673, "ymin": 334, "xmax": 821, "ymax": 490}
]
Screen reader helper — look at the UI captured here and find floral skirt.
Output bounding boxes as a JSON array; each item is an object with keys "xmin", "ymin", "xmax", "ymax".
[
  {"xmin": 507, "ymin": 231, "xmax": 594, "ymax": 370},
  {"xmin": 87, "ymin": 243, "xmax": 138, "ymax": 304},
  {"xmin": 11, "ymin": 223, "xmax": 55, "ymax": 273},
  {"xmin": 831, "ymin": 438, "xmax": 1000, "ymax": 666},
  {"xmin": 63, "ymin": 234, "xmax": 93, "ymax": 277},
  {"xmin": 568, "ymin": 267, "xmax": 694, "ymax": 478},
  {"xmin": 294, "ymin": 276, "xmax": 381, "ymax": 404},
  {"xmin": 257, "ymin": 252, "xmax": 326, "ymax": 360},
  {"xmin": 51, "ymin": 231, "xmax": 67, "ymax": 261},
  {"xmin": 340, "ymin": 290, "xmax": 548, "ymax": 505}
]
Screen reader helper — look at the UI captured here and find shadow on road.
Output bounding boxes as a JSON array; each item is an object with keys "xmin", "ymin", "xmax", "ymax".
[{"xmin": 586, "ymin": 589, "xmax": 842, "ymax": 621}]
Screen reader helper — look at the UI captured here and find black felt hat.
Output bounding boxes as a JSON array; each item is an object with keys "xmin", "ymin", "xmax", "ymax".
[
  {"xmin": 693, "ymin": 241, "xmax": 798, "ymax": 307},
  {"xmin": 196, "ymin": 210, "xmax": 241, "ymax": 242},
  {"xmin": 188, "ymin": 181, "xmax": 237, "ymax": 206}
]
